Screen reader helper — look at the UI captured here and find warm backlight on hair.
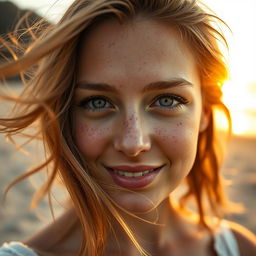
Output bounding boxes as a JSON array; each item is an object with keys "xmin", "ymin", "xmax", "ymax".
[
  {"xmin": 217, "ymin": 80, "xmax": 256, "ymax": 136},
  {"xmin": 203, "ymin": 0, "xmax": 256, "ymax": 137}
]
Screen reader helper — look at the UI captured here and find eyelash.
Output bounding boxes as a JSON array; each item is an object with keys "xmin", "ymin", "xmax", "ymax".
[
  {"xmin": 151, "ymin": 94, "xmax": 188, "ymax": 111},
  {"xmin": 78, "ymin": 94, "xmax": 188, "ymax": 112},
  {"xmin": 78, "ymin": 95, "xmax": 113, "ymax": 111}
]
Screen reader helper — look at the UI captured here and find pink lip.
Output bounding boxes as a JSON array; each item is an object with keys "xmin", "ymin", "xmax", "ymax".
[{"xmin": 104, "ymin": 165, "xmax": 164, "ymax": 189}]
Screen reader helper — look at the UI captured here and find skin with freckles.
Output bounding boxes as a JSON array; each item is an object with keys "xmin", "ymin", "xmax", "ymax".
[
  {"xmin": 0, "ymin": 0, "xmax": 255, "ymax": 252},
  {"xmin": 72, "ymin": 17, "xmax": 208, "ymax": 214}
]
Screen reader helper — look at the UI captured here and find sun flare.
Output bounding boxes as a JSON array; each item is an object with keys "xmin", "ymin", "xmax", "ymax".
[
  {"xmin": 218, "ymin": 80, "xmax": 256, "ymax": 136},
  {"xmin": 201, "ymin": 0, "xmax": 256, "ymax": 137}
]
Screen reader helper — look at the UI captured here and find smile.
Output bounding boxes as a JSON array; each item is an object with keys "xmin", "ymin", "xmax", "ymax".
[
  {"xmin": 112, "ymin": 168, "xmax": 158, "ymax": 178},
  {"xmin": 104, "ymin": 165, "xmax": 164, "ymax": 189}
]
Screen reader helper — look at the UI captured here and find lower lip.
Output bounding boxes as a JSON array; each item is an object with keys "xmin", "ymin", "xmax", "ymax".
[{"xmin": 106, "ymin": 167, "xmax": 162, "ymax": 189}]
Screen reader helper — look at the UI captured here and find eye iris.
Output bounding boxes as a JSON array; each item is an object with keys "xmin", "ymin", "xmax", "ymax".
[
  {"xmin": 159, "ymin": 97, "xmax": 173, "ymax": 106},
  {"xmin": 92, "ymin": 99, "xmax": 106, "ymax": 108}
]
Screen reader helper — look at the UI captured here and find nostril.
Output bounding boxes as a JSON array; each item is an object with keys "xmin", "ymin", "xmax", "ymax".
[
  {"xmin": 118, "ymin": 146, "xmax": 150, "ymax": 157},
  {"xmin": 113, "ymin": 118, "xmax": 151, "ymax": 156}
]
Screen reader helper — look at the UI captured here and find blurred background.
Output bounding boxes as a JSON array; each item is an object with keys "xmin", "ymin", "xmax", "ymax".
[{"xmin": 0, "ymin": 0, "xmax": 255, "ymax": 243}]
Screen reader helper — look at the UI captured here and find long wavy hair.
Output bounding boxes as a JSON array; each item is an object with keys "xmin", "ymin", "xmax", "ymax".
[{"xmin": 0, "ymin": 0, "xmax": 232, "ymax": 255}]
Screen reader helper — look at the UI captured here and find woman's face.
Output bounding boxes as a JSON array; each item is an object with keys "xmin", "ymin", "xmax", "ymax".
[{"xmin": 72, "ymin": 18, "xmax": 208, "ymax": 212}]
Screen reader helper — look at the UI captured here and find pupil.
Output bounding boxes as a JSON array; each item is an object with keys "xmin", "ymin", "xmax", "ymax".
[
  {"xmin": 160, "ymin": 97, "xmax": 173, "ymax": 106},
  {"xmin": 93, "ymin": 99, "xmax": 106, "ymax": 108}
]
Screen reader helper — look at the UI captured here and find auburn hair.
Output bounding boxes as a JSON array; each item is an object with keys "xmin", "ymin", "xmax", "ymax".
[{"xmin": 0, "ymin": 0, "xmax": 232, "ymax": 255}]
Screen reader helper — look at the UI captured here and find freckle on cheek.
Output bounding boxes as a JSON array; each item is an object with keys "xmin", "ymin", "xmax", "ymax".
[
  {"xmin": 154, "ymin": 127, "xmax": 170, "ymax": 141},
  {"xmin": 154, "ymin": 127, "xmax": 163, "ymax": 136},
  {"xmin": 88, "ymin": 128, "xmax": 98, "ymax": 137},
  {"xmin": 77, "ymin": 125, "xmax": 101, "ymax": 138},
  {"xmin": 154, "ymin": 127, "xmax": 179, "ymax": 144}
]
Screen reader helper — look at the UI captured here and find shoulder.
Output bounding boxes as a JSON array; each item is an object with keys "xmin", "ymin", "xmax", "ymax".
[
  {"xmin": 225, "ymin": 220, "xmax": 256, "ymax": 256},
  {"xmin": 24, "ymin": 208, "xmax": 80, "ymax": 256}
]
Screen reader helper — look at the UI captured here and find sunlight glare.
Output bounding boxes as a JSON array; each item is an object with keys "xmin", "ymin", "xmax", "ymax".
[{"xmin": 220, "ymin": 80, "xmax": 256, "ymax": 135}]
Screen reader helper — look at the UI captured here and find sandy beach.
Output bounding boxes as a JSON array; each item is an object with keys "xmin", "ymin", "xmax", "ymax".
[{"xmin": 0, "ymin": 96, "xmax": 255, "ymax": 243}]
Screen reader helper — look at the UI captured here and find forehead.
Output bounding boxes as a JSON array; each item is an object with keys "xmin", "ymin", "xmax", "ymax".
[{"xmin": 77, "ymin": 17, "xmax": 199, "ymax": 89}]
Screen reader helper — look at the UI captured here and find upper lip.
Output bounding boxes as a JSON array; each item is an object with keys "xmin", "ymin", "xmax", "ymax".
[{"xmin": 105, "ymin": 165, "xmax": 164, "ymax": 172}]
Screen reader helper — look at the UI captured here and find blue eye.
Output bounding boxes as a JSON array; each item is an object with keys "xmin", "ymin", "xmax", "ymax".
[
  {"xmin": 78, "ymin": 96, "xmax": 112, "ymax": 111},
  {"xmin": 158, "ymin": 96, "xmax": 174, "ymax": 107},
  {"xmin": 78, "ymin": 94, "xmax": 188, "ymax": 112},
  {"xmin": 153, "ymin": 94, "xmax": 188, "ymax": 109}
]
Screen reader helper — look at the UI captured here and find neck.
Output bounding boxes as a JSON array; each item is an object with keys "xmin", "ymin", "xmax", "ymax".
[
  {"xmin": 104, "ymin": 198, "xmax": 185, "ymax": 255},
  {"xmin": 61, "ymin": 198, "xmax": 197, "ymax": 256}
]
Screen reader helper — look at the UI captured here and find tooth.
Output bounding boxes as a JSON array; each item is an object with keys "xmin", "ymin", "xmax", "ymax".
[
  {"xmin": 112, "ymin": 168, "xmax": 157, "ymax": 177},
  {"xmin": 134, "ymin": 172, "xmax": 143, "ymax": 177}
]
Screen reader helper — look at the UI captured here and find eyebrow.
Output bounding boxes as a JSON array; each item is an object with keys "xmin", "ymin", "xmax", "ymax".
[{"xmin": 76, "ymin": 78, "xmax": 193, "ymax": 93}]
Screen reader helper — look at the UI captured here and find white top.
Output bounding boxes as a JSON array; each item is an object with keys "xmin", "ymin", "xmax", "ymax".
[
  {"xmin": 213, "ymin": 221, "xmax": 240, "ymax": 256},
  {"xmin": 0, "ymin": 242, "xmax": 37, "ymax": 256},
  {"xmin": 0, "ymin": 222, "xmax": 240, "ymax": 256}
]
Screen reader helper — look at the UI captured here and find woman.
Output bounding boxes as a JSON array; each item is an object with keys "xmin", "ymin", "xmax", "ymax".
[{"xmin": 0, "ymin": 0, "xmax": 255, "ymax": 255}]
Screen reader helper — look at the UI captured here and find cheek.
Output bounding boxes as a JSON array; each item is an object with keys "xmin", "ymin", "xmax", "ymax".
[
  {"xmin": 153, "ymin": 119, "xmax": 199, "ymax": 163},
  {"xmin": 73, "ymin": 117, "xmax": 111, "ymax": 160}
]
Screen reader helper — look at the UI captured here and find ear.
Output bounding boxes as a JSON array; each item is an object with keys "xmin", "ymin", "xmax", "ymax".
[{"xmin": 199, "ymin": 106, "xmax": 210, "ymax": 132}]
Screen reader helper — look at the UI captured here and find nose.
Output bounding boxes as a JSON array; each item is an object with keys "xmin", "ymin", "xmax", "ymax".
[{"xmin": 113, "ymin": 113, "xmax": 151, "ymax": 157}]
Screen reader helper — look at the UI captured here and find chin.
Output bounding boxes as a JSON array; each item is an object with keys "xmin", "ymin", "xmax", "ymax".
[{"xmin": 110, "ymin": 190, "xmax": 165, "ymax": 215}]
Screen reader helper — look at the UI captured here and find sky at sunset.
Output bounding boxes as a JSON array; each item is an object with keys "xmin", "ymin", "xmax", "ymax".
[{"xmin": 1, "ymin": 0, "xmax": 256, "ymax": 135}]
